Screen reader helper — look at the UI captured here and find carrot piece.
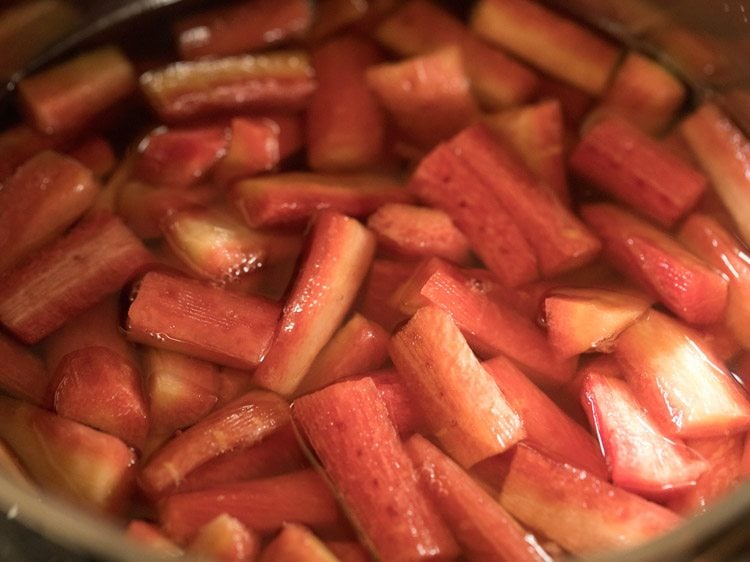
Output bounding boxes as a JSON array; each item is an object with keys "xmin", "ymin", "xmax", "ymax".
[
  {"xmin": 0, "ymin": 150, "xmax": 99, "ymax": 273},
  {"xmin": 139, "ymin": 389, "xmax": 289, "ymax": 498},
  {"xmin": 252, "ymin": 211, "xmax": 376, "ymax": 396},
  {"xmin": 159, "ymin": 469, "xmax": 343, "ymax": 544},
  {"xmin": 0, "ymin": 332, "xmax": 49, "ymax": 405},
  {"xmin": 306, "ymin": 34, "xmax": 386, "ymax": 171},
  {"xmin": 232, "ymin": 172, "xmax": 411, "ymax": 229},
  {"xmin": 571, "ymin": 116, "xmax": 707, "ymax": 227},
  {"xmin": 0, "ymin": 395, "xmax": 136, "ymax": 513},
  {"xmin": 189, "ymin": 514, "xmax": 262, "ymax": 562},
  {"xmin": 409, "ymin": 142, "xmax": 539, "ymax": 287},
  {"xmin": 125, "ymin": 270, "xmax": 280, "ymax": 370},
  {"xmin": 18, "ymin": 46, "xmax": 136, "ymax": 135},
  {"xmin": 470, "ymin": 0, "xmax": 620, "ymax": 95},
  {"xmin": 581, "ymin": 203, "xmax": 728, "ymax": 325},
  {"xmin": 483, "ymin": 355, "xmax": 607, "ymax": 479},
  {"xmin": 615, "ymin": 310, "xmax": 750, "ymax": 439},
  {"xmin": 292, "ymin": 377, "xmax": 460, "ymax": 562},
  {"xmin": 139, "ymin": 51, "xmax": 315, "ymax": 123},
  {"xmin": 405, "ymin": 434, "xmax": 551, "ymax": 562},
  {"xmin": 479, "ymin": 444, "xmax": 681, "ymax": 555},
  {"xmin": 390, "ymin": 306, "xmax": 525, "ymax": 467},
  {"xmin": 0, "ymin": 212, "xmax": 153, "ymax": 344},
  {"xmin": 174, "ymin": 0, "xmax": 312, "ymax": 59},
  {"xmin": 259, "ymin": 523, "xmax": 339, "ymax": 562}
]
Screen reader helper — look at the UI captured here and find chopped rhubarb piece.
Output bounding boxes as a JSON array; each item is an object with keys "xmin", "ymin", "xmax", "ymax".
[
  {"xmin": 50, "ymin": 346, "xmax": 149, "ymax": 450},
  {"xmin": 118, "ymin": 180, "xmax": 219, "ymax": 239},
  {"xmin": 0, "ymin": 212, "xmax": 153, "ymax": 344},
  {"xmin": 369, "ymin": 370, "xmax": 429, "ymax": 436},
  {"xmin": 324, "ymin": 541, "xmax": 370, "ymax": 562},
  {"xmin": 175, "ymin": 423, "xmax": 307, "ymax": 493},
  {"xmin": 594, "ymin": 51, "xmax": 687, "ymax": 135},
  {"xmin": 409, "ymin": 142, "xmax": 539, "ymax": 286},
  {"xmin": 142, "ymin": 347, "xmax": 221, "ymax": 439},
  {"xmin": 161, "ymin": 206, "xmax": 289, "ymax": 284},
  {"xmin": 535, "ymin": 73, "xmax": 593, "ymax": 127},
  {"xmin": 679, "ymin": 213, "xmax": 750, "ymax": 348},
  {"xmin": 18, "ymin": 46, "xmax": 136, "ymax": 135},
  {"xmin": 581, "ymin": 372, "xmax": 709, "ymax": 497},
  {"xmin": 212, "ymin": 115, "xmax": 302, "ymax": 185},
  {"xmin": 543, "ymin": 286, "xmax": 652, "ymax": 358},
  {"xmin": 139, "ymin": 51, "xmax": 316, "ymax": 122},
  {"xmin": 366, "ymin": 46, "xmax": 480, "ymax": 148},
  {"xmin": 581, "ymin": 203, "xmax": 728, "ymax": 325},
  {"xmin": 125, "ymin": 270, "xmax": 280, "ymax": 370},
  {"xmin": 470, "ymin": 0, "xmax": 621, "ymax": 95},
  {"xmin": 189, "ymin": 514, "xmax": 261, "ymax": 562},
  {"xmin": 297, "ymin": 313, "xmax": 390, "ymax": 395},
  {"xmin": 0, "ymin": 124, "xmax": 62, "ymax": 181},
  {"xmin": 259, "ymin": 523, "xmax": 339, "ymax": 562},
  {"xmin": 309, "ymin": 0, "xmax": 398, "ymax": 41},
  {"xmin": 393, "ymin": 257, "xmax": 576, "ymax": 387},
  {"xmin": 252, "ymin": 211, "xmax": 376, "ymax": 396},
  {"xmin": 614, "ymin": 310, "xmax": 750, "ymax": 439},
  {"xmin": 482, "ymin": 444, "xmax": 681, "ymax": 555},
  {"xmin": 174, "ymin": 0, "xmax": 312, "ymax": 59},
  {"xmin": 160, "ymin": 469, "xmax": 343, "ymax": 543},
  {"xmin": 667, "ymin": 434, "xmax": 746, "ymax": 515},
  {"xmin": 232, "ymin": 172, "xmax": 411, "ymax": 229},
  {"xmin": 126, "ymin": 520, "xmax": 183, "ymax": 556},
  {"xmin": 292, "ymin": 377, "xmax": 460, "ymax": 561},
  {"xmin": 356, "ymin": 259, "xmax": 415, "ymax": 331},
  {"xmin": 390, "ymin": 306, "xmax": 525, "ymax": 467},
  {"xmin": 0, "ymin": 332, "xmax": 50, "ymax": 405},
  {"xmin": 367, "ymin": 203, "xmax": 472, "ymax": 263},
  {"xmin": 139, "ymin": 389, "xmax": 289, "ymax": 497},
  {"xmin": 484, "ymin": 99, "xmax": 568, "ymax": 204},
  {"xmin": 483, "ymin": 355, "xmax": 607, "ymax": 478},
  {"xmin": 405, "ymin": 434, "xmax": 551, "ymax": 562},
  {"xmin": 66, "ymin": 134, "xmax": 116, "ymax": 179},
  {"xmin": 133, "ymin": 125, "xmax": 229, "ymax": 188},
  {"xmin": 0, "ymin": 150, "xmax": 99, "ymax": 273},
  {"xmin": 307, "ymin": 34, "xmax": 386, "ymax": 171},
  {"xmin": 449, "ymin": 124, "xmax": 601, "ymax": 277},
  {"xmin": 571, "ymin": 116, "xmax": 707, "ymax": 227},
  {"xmin": 0, "ymin": 395, "xmax": 136, "ymax": 512},
  {"xmin": 374, "ymin": 0, "xmax": 540, "ymax": 109},
  {"xmin": 680, "ymin": 103, "xmax": 750, "ymax": 246},
  {"xmin": 0, "ymin": 437, "xmax": 35, "ymax": 490}
]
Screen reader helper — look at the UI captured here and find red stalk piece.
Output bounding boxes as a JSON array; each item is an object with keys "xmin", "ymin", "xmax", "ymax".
[
  {"xmin": 232, "ymin": 172, "xmax": 411, "ymax": 229},
  {"xmin": 133, "ymin": 125, "xmax": 229, "ymax": 188},
  {"xmin": 66, "ymin": 134, "xmax": 116, "ymax": 179},
  {"xmin": 0, "ymin": 150, "xmax": 99, "ymax": 273},
  {"xmin": 259, "ymin": 523, "xmax": 339, "ymax": 562},
  {"xmin": 325, "ymin": 541, "xmax": 370, "ymax": 562},
  {"xmin": 174, "ymin": 0, "xmax": 312, "ymax": 60},
  {"xmin": 356, "ymin": 259, "xmax": 415, "ymax": 331},
  {"xmin": 0, "ymin": 395, "xmax": 136, "ymax": 513},
  {"xmin": 405, "ymin": 434, "xmax": 551, "ymax": 562},
  {"xmin": 571, "ymin": 116, "xmax": 707, "ymax": 227},
  {"xmin": 139, "ymin": 51, "xmax": 316, "ymax": 123},
  {"xmin": 369, "ymin": 370, "xmax": 428, "ymax": 436},
  {"xmin": 581, "ymin": 372, "xmax": 709, "ymax": 497},
  {"xmin": 125, "ymin": 270, "xmax": 280, "ymax": 370},
  {"xmin": 409, "ymin": 142, "xmax": 539, "ymax": 287},
  {"xmin": 390, "ymin": 306, "xmax": 525, "ymax": 467},
  {"xmin": 483, "ymin": 355, "xmax": 607, "ymax": 478},
  {"xmin": 18, "ymin": 46, "xmax": 135, "ymax": 135},
  {"xmin": 543, "ymin": 286, "xmax": 652, "ymax": 358},
  {"xmin": 159, "ymin": 469, "xmax": 343, "ymax": 544},
  {"xmin": 366, "ymin": 203, "xmax": 472, "ymax": 264},
  {"xmin": 447, "ymin": 124, "xmax": 601, "ymax": 277},
  {"xmin": 189, "ymin": 514, "xmax": 261, "ymax": 562},
  {"xmin": 0, "ymin": 124, "xmax": 62, "ymax": 182},
  {"xmin": 139, "ymin": 389, "xmax": 289, "ymax": 498},
  {"xmin": 49, "ymin": 346, "xmax": 149, "ymax": 451},
  {"xmin": 0, "ymin": 332, "xmax": 50, "ymax": 405},
  {"xmin": 393, "ymin": 257, "xmax": 576, "ymax": 387},
  {"xmin": 252, "ymin": 211, "xmax": 376, "ymax": 396},
  {"xmin": 126, "ymin": 520, "xmax": 183, "ymax": 556},
  {"xmin": 0, "ymin": 212, "xmax": 153, "ymax": 344},
  {"xmin": 306, "ymin": 34, "xmax": 386, "ymax": 171},
  {"xmin": 679, "ymin": 213, "xmax": 750, "ymax": 348},
  {"xmin": 581, "ymin": 203, "xmax": 728, "ymax": 325},
  {"xmin": 614, "ymin": 310, "xmax": 750, "ymax": 439},
  {"xmin": 366, "ymin": 46, "xmax": 479, "ymax": 148},
  {"xmin": 292, "ymin": 377, "xmax": 460, "ymax": 562}
]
